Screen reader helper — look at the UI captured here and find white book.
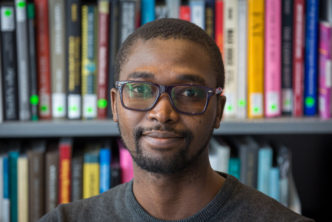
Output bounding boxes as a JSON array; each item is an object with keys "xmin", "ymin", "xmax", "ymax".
[
  {"xmin": 189, "ymin": 0, "xmax": 205, "ymax": 29},
  {"xmin": 166, "ymin": 0, "xmax": 180, "ymax": 18},
  {"xmin": 223, "ymin": 0, "xmax": 239, "ymax": 118},
  {"xmin": 237, "ymin": 0, "xmax": 248, "ymax": 119},
  {"xmin": 209, "ymin": 138, "xmax": 230, "ymax": 173},
  {"xmin": 18, "ymin": 156, "xmax": 28, "ymax": 222}
]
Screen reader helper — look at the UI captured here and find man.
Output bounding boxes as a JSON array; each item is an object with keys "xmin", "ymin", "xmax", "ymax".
[{"xmin": 40, "ymin": 18, "xmax": 313, "ymax": 221}]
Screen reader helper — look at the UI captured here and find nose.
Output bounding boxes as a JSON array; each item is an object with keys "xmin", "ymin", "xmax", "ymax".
[{"xmin": 146, "ymin": 93, "xmax": 179, "ymax": 123}]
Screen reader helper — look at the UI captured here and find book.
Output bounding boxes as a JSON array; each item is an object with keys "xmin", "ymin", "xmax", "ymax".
[
  {"xmin": 45, "ymin": 143, "xmax": 59, "ymax": 212},
  {"xmin": 228, "ymin": 157, "xmax": 240, "ymax": 180},
  {"xmin": 15, "ymin": 0, "xmax": 30, "ymax": 121},
  {"xmin": 264, "ymin": 0, "xmax": 281, "ymax": 117},
  {"xmin": 304, "ymin": 0, "xmax": 319, "ymax": 116},
  {"xmin": 66, "ymin": 0, "xmax": 82, "ymax": 120},
  {"xmin": 118, "ymin": 139, "xmax": 133, "ymax": 183},
  {"xmin": 81, "ymin": 4, "xmax": 98, "ymax": 119},
  {"xmin": 155, "ymin": 0, "xmax": 167, "ymax": 19},
  {"xmin": 223, "ymin": 0, "xmax": 238, "ymax": 118},
  {"xmin": 27, "ymin": 2, "xmax": 39, "ymax": 121},
  {"xmin": 100, "ymin": 146, "xmax": 111, "ymax": 193},
  {"xmin": 2, "ymin": 156, "xmax": 10, "ymax": 222},
  {"xmin": 318, "ymin": 22, "xmax": 332, "ymax": 119},
  {"xmin": 292, "ymin": 0, "xmax": 305, "ymax": 117},
  {"xmin": 247, "ymin": 0, "xmax": 264, "ymax": 118},
  {"xmin": 166, "ymin": 0, "xmax": 180, "ymax": 18},
  {"xmin": 58, "ymin": 138, "xmax": 72, "ymax": 204},
  {"xmin": 97, "ymin": 0, "xmax": 110, "ymax": 119},
  {"xmin": 277, "ymin": 144, "xmax": 291, "ymax": 207},
  {"xmin": 34, "ymin": 0, "xmax": 52, "ymax": 119},
  {"xmin": 205, "ymin": 0, "xmax": 215, "ymax": 39},
  {"xmin": 269, "ymin": 167, "xmax": 280, "ymax": 202},
  {"xmin": 71, "ymin": 144, "xmax": 83, "ymax": 202},
  {"xmin": 111, "ymin": 160, "xmax": 121, "ymax": 188},
  {"xmin": 18, "ymin": 156, "xmax": 28, "ymax": 222},
  {"xmin": 0, "ymin": 36, "xmax": 2, "ymax": 123},
  {"xmin": 190, "ymin": 0, "xmax": 205, "ymax": 29},
  {"xmin": 179, "ymin": 0, "xmax": 190, "ymax": 21},
  {"xmin": 49, "ymin": 0, "xmax": 66, "ymax": 119},
  {"xmin": 236, "ymin": 0, "xmax": 248, "ymax": 119},
  {"xmin": 83, "ymin": 144, "xmax": 100, "ymax": 199},
  {"xmin": 209, "ymin": 137, "xmax": 230, "ymax": 173},
  {"xmin": 281, "ymin": 0, "xmax": 294, "ymax": 115},
  {"xmin": 28, "ymin": 140, "xmax": 46, "ymax": 222},
  {"xmin": 9, "ymin": 150, "xmax": 19, "ymax": 222},
  {"xmin": 0, "ymin": 155, "xmax": 4, "ymax": 221},
  {"xmin": 257, "ymin": 143, "xmax": 273, "ymax": 195},
  {"xmin": 141, "ymin": 0, "xmax": 155, "ymax": 25},
  {"xmin": 1, "ymin": 3, "xmax": 19, "ymax": 121},
  {"xmin": 119, "ymin": 1, "xmax": 137, "ymax": 44},
  {"xmin": 215, "ymin": 0, "xmax": 223, "ymax": 55}
]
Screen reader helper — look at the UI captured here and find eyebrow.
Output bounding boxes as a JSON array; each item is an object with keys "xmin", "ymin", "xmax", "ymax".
[
  {"xmin": 127, "ymin": 72, "xmax": 155, "ymax": 79},
  {"xmin": 176, "ymin": 74, "xmax": 206, "ymax": 85}
]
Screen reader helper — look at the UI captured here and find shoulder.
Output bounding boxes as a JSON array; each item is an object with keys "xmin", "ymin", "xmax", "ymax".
[{"xmin": 38, "ymin": 183, "xmax": 131, "ymax": 222}]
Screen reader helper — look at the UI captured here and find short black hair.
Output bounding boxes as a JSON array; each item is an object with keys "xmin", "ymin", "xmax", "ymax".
[{"xmin": 114, "ymin": 18, "xmax": 225, "ymax": 88}]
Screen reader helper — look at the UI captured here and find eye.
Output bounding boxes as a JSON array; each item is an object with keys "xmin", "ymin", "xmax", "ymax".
[
  {"xmin": 129, "ymin": 84, "xmax": 152, "ymax": 94},
  {"xmin": 179, "ymin": 87, "xmax": 205, "ymax": 98}
]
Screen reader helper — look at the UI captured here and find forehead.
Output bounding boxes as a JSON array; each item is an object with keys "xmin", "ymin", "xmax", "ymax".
[{"xmin": 119, "ymin": 38, "xmax": 216, "ymax": 86}]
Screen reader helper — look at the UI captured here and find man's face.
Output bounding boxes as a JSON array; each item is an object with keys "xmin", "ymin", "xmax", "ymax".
[{"xmin": 111, "ymin": 38, "xmax": 225, "ymax": 174}]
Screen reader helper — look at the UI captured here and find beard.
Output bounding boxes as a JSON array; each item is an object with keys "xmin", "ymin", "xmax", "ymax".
[{"xmin": 118, "ymin": 121, "xmax": 213, "ymax": 175}]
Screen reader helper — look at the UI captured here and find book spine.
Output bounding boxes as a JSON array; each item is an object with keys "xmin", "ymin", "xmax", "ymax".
[
  {"xmin": 27, "ymin": 3, "xmax": 39, "ymax": 121},
  {"xmin": 35, "ymin": 0, "xmax": 52, "ymax": 119},
  {"xmin": 155, "ymin": 1, "xmax": 167, "ymax": 19},
  {"xmin": 237, "ymin": 0, "xmax": 248, "ymax": 119},
  {"xmin": 0, "ymin": 156, "xmax": 4, "ymax": 221},
  {"xmin": 179, "ymin": 4, "xmax": 191, "ymax": 21},
  {"xmin": 269, "ymin": 167, "xmax": 281, "ymax": 201},
  {"xmin": 257, "ymin": 147, "xmax": 273, "ymax": 195},
  {"xmin": 49, "ymin": 0, "xmax": 66, "ymax": 119},
  {"xmin": 1, "ymin": 4, "xmax": 19, "ymax": 121},
  {"xmin": 119, "ymin": 1, "xmax": 137, "ymax": 44},
  {"xmin": 97, "ymin": 0, "xmax": 110, "ymax": 119},
  {"xmin": 58, "ymin": 139, "xmax": 72, "ymax": 204},
  {"xmin": 0, "ymin": 40, "xmax": 2, "ymax": 123},
  {"xmin": 99, "ymin": 148, "xmax": 111, "ymax": 193},
  {"xmin": 292, "ymin": 0, "xmax": 305, "ymax": 117},
  {"xmin": 166, "ymin": 0, "xmax": 180, "ymax": 19},
  {"xmin": 2, "ymin": 157, "xmax": 10, "ymax": 222},
  {"xmin": 18, "ymin": 156, "xmax": 28, "ymax": 222},
  {"xmin": 281, "ymin": 0, "xmax": 294, "ymax": 115},
  {"xmin": 228, "ymin": 157, "xmax": 240, "ymax": 179},
  {"xmin": 208, "ymin": 138, "xmax": 230, "ymax": 173},
  {"xmin": 223, "ymin": 0, "xmax": 238, "ymax": 118},
  {"xmin": 81, "ymin": 4, "xmax": 98, "ymax": 119},
  {"xmin": 215, "ymin": 0, "xmax": 224, "ymax": 55},
  {"xmin": 66, "ymin": 0, "xmax": 82, "ymax": 120},
  {"xmin": 264, "ymin": 0, "xmax": 281, "ymax": 117},
  {"xmin": 304, "ymin": 0, "xmax": 319, "ymax": 116},
  {"xmin": 141, "ymin": 0, "xmax": 155, "ymax": 25},
  {"xmin": 71, "ymin": 149, "xmax": 83, "ymax": 202},
  {"xmin": 247, "ymin": 0, "xmax": 265, "ymax": 118},
  {"xmin": 83, "ymin": 149, "xmax": 100, "ymax": 199},
  {"xmin": 118, "ymin": 140, "xmax": 134, "ymax": 183},
  {"xmin": 15, "ymin": 0, "xmax": 30, "ymax": 121},
  {"xmin": 9, "ymin": 151, "xmax": 19, "ymax": 222},
  {"xmin": 205, "ymin": 0, "xmax": 215, "ymax": 39},
  {"xmin": 319, "ymin": 22, "xmax": 332, "ymax": 119},
  {"xmin": 190, "ymin": 0, "xmax": 205, "ymax": 29},
  {"xmin": 45, "ymin": 147, "xmax": 58, "ymax": 212}
]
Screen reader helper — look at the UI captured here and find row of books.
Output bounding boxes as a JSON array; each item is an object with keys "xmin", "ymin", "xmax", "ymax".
[
  {"xmin": 0, "ymin": 138, "xmax": 133, "ymax": 222},
  {"xmin": 209, "ymin": 137, "xmax": 302, "ymax": 214},
  {"xmin": 1, "ymin": 0, "xmax": 332, "ymax": 123}
]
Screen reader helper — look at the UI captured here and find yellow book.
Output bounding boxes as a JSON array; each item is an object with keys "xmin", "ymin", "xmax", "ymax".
[
  {"xmin": 18, "ymin": 156, "xmax": 28, "ymax": 222},
  {"xmin": 83, "ymin": 147, "xmax": 100, "ymax": 199},
  {"xmin": 247, "ymin": 0, "xmax": 264, "ymax": 118}
]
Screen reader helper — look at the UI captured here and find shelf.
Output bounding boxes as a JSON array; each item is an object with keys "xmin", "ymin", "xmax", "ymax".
[{"xmin": 0, "ymin": 118, "xmax": 331, "ymax": 138}]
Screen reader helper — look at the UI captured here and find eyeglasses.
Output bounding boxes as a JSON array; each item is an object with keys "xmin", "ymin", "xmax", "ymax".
[{"xmin": 115, "ymin": 81, "xmax": 223, "ymax": 115}]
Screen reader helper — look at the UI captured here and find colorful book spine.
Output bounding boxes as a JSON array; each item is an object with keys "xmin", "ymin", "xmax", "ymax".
[
  {"xmin": 58, "ymin": 138, "xmax": 72, "ymax": 204},
  {"xmin": 292, "ymin": 0, "xmax": 305, "ymax": 117},
  {"xmin": 2, "ymin": 157, "xmax": 10, "ymax": 222},
  {"xmin": 97, "ymin": 0, "xmax": 110, "ymax": 119},
  {"xmin": 9, "ymin": 151, "xmax": 19, "ymax": 222},
  {"xmin": 99, "ymin": 148, "xmax": 111, "ymax": 193},
  {"xmin": 215, "ymin": 0, "xmax": 224, "ymax": 55},
  {"xmin": 0, "ymin": 41, "xmax": 2, "ymax": 123},
  {"xmin": 281, "ymin": 0, "xmax": 294, "ymax": 115},
  {"xmin": 141, "ymin": 0, "xmax": 155, "ymax": 25},
  {"xmin": 304, "ymin": 0, "xmax": 319, "ymax": 116},
  {"xmin": 83, "ymin": 147, "xmax": 100, "ymax": 199},
  {"xmin": 118, "ymin": 140, "xmax": 134, "ymax": 183},
  {"xmin": 0, "ymin": 156, "xmax": 4, "ymax": 221},
  {"xmin": 18, "ymin": 156, "xmax": 28, "ymax": 222},
  {"xmin": 223, "ymin": 0, "xmax": 238, "ymax": 118},
  {"xmin": 81, "ymin": 4, "xmax": 98, "ymax": 119},
  {"xmin": 237, "ymin": 0, "xmax": 248, "ymax": 119},
  {"xmin": 319, "ymin": 22, "xmax": 332, "ymax": 119},
  {"xmin": 228, "ymin": 157, "xmax": 240, "ymax": 180},
  {"xmin": 257, "ymin": 146, "xmax": 273, "ymax": 195},
  {"xmin": 264, "ymin": 0, "xmax": 281, "ymax": 117},
  {"xmin": 34, "ymin": 0, "xmax": 52, "ymax": 119},
  {"xmin": 205, "ymin": 0, "xmax": 215, "ymax": 39},
  {"xmin": 179, "ymin": 2, "xmax": 190, "ymax": 21},
  {"xmin": 166, "ymin": 0, "xmax": 180, "ymax": 19},
  {"xmin": 27, "ymin": 2, "xmax": 39, "ymax": 121},
  {"xmin": 190, "ymin": 0, "xmax": 205, "ymax": 29},
  {"xmin": 247, "ymin": 0, "xmax": 264, "ymax": 118},
  {"xmin": 1, "ymin": 3, "xmax": 18, "ymax": 121},
  {"xmin": 15, "ymin": 0, "xmax": 30, "ymax": 121},
  {"xmin": 269, "ymin": 167, "xmax": 280, "ymax": 201},
  {"xmin": 49, "ymin": 0, "xmax": 66, "ymax": 119}
]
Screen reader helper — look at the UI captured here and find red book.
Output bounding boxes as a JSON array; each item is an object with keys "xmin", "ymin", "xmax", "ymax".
[
  {"xmin": 292, "ymin": 0, "xmax": 305, "ymax": 117},
  {"xmin": 97, "ymin": 1, "xmax": 110, "ymax": 119},
  {"xmin": 34, "ymin": 0, "xmax": 52, "ymax": 119},
  {"xmin": 179, "ymin": 5, "xmax": 190, "ymax": 21},
  {"xmin": 215, "ymin": 0, "xmax": 224, "ymax": 55},
  {"xmin": 58, "ymin": 138, "xmax": 72, "ymax": 204}
]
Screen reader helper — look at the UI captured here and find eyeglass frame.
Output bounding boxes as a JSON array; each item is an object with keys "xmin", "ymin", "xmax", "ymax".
[{"xmin": 115, "ymin": 80, "xmax": 223, "ymax": 115}]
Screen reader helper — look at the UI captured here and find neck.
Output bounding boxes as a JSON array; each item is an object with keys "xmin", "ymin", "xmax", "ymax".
[{"xmin": 132, "ymin": 150, "xmax": 225, "ymax": 221}]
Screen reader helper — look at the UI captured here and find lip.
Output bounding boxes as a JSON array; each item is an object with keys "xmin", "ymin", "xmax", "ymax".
[{"xmin": 141, "ymin": 131, "xmax": 185, "ymax": 149}]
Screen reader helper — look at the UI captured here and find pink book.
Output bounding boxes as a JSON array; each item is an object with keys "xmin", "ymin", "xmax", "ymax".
[
  {"xmin": 264, "ymin": 0, "xmax": 281, "ymax": 117},
  {"xmin": 319, "ymin": 22, "xmax": 332, "ymax": 119},
  {"xmin": 118, "ymin": 140, "xmax": 134, "ymax": 183}
]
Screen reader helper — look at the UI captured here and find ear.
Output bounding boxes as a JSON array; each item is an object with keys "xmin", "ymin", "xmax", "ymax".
[
  {"xmin": 214, "ymin": 95, "xmax": 226, "ymax": 129},
  {"xmin": 110, "ymin": 88, "xmax": 119, "ymax": 122}
]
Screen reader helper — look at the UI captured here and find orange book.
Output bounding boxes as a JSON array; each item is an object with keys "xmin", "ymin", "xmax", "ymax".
[{"xmin": 58, "ymin": 138, "xmax": 72, "ymax": 204}]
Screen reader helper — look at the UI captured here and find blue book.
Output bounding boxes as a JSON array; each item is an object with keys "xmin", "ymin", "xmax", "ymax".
[
  {"xmin": 9, "ymin": 151, "xmax": 19, "ymax": 222},
  {"xmin": 141, "ymin": 0, "xmax": 155, "ymax": 25},
  {"xmin": 257, "ymin": 146, "xmax": 273, "ymax": 195},
  {"xmin": 304, "ymin": 0, "xmax": 319, "ymax": 116},
  {"xmin": 228, "ymin": 157, "xmax": 240, "ymax": 180},
  {"xmin": 99, "ymin": 148, "xmax": 111, "ymax": 193},
  {"xmin": 269, "ymin": 167, "xmax": 280, "ymax": 202},
  {"xmin": 2, "ymin": 156, "xmax": 10, "ymax": 222},
  {"xmin": 189, "ymin": 0, "xmax": 205, "ymax": 29}
]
